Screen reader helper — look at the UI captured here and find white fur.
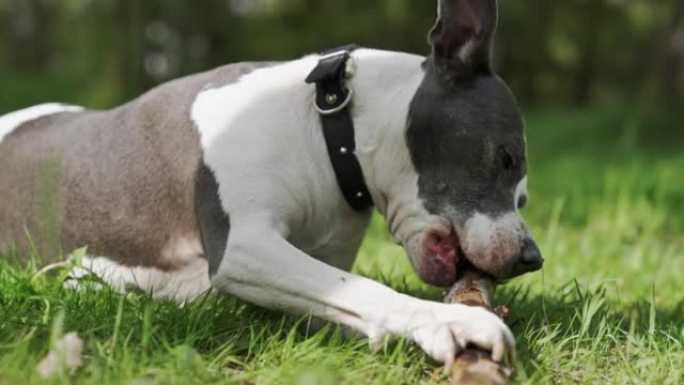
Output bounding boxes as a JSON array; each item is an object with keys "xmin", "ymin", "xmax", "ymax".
[
  {"xmin": 465, "ymin": 212, "xmax": 524, "ymax": 244},
  {"xmin": 458, "ymin": 39, "xmax": 478, "ymax": 62},
  {"xmin": 462, "ymin": 212, "xmax": 526, "ymax": 263},
  {"xmin": 213, "ymin": 218, "xmax": 514, "ymax": 365},
  {"xmin": 192, "ymin": 55, "xmax": 369, "ymax": 268},
  {"xmin": 0, "ymin": 103, "xmax": 83, "ymax": 143},
  {"xmin": 190, "ymin": 49, "xmax": 515, "ymax": 365},
  {"xmin": 350, "ymin": 50, "xmax": 454, "ymax": 250},
  {"xmin": 515, "ymin": 175, "xmax": 528, "ymax": 210},
  {"xmin": 66, "ymin": 256, "xmax": 211, "ymax": 303},
  {"xmin": 461, "ymin": 176, "xmax": 529, "ymax": 261}
]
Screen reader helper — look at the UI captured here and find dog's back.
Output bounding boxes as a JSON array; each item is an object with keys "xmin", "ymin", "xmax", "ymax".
[{"xmin": 0, "ymin": 61, "xmax": 269, "ymax": 267}]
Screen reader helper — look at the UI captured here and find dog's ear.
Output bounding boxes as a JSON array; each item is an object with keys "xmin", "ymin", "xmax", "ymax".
[{"xmin": 428, "ymin": 0, "xmax": 498, "ymax": 79}]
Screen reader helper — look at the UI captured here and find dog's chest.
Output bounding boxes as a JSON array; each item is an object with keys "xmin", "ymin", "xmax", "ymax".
[{"xmin": 288, "ymin": 207, "xmax": 371, "ymax": 271}]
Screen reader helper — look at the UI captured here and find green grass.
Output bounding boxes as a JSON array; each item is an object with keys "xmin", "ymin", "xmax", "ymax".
[{"xmin": 1, "ymin": 106, "xmax": 683, "ymax": 384}]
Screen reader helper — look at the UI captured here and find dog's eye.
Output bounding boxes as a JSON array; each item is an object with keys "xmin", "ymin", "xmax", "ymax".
[
  {"xmin": 517, "ymin": 194, "xmax": 528, "ymax": 210},
  {"xmin": 498, "ymin": 147, "xmax": 516, "ymax": 170}
]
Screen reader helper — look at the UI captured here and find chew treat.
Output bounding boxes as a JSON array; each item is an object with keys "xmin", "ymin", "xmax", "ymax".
[{"xmin": 444, "ymin": 271, "xmax": 512, "ymax": 385}]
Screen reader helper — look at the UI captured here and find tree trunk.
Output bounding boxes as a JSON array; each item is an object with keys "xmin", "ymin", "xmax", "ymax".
[
  {"xmin": 109, "ymin": 0, "xmax": 147, "ymax": 98},
  {"xmin": 8, "ymin": 0, "xmax": 49, "ymax": 71},
  {"xmin": 572, "ymin": 1, "xmax": 607, "ymax": 105},
  {"xmin": 660, "ymin": 1, "xmax": 684, "ymax": 101}
]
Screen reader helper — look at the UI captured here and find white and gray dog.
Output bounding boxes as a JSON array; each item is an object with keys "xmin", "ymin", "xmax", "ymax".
[{"xmin": 0, "ymin": 0, "xmax": 542, "ymax": 367}]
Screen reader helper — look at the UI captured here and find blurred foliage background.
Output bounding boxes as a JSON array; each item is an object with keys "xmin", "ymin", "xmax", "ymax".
[{"xmin": 0, "ymin": 0, "xmax": 682, "ymax": 113}]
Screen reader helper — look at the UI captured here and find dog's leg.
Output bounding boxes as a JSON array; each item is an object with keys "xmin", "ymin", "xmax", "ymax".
[
  {"xmin": 65, "ymin": 254, "xmax": 211, "ymax": 303},
  {"xmin": 211, "ymin": 216, "xmax": 515, "ymax": 367}
]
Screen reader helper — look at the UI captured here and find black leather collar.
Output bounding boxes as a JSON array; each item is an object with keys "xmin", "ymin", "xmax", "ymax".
[{"xmin": 305, "ymin": 45, "xmax": 373, "ymax": 212}]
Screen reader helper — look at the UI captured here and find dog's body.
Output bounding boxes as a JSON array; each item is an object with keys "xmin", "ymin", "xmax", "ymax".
[
  {"xmin": 0, "ymin": 62, "xmax": 274, "ymax": 299},
  {"xmin": 0, "ymin": 0, "xmax": 542, "ymax": 366},
  {"xmin": 0, "ymin": 53, "xmax": 412, "ymax": 301}
]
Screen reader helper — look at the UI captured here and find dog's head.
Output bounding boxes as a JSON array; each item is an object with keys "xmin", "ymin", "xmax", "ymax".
[{"xmin": 376, "ymin": 0, "xmax": 542, "ymax": 287}]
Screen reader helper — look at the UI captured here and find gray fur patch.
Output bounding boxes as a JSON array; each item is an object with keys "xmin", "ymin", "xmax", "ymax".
[
  {"xmin": 195, "ymin": 163, "xmax": 230, "ymax": 277},
  {"xmin": 406, "ymin": 67, "xmax": 526, "ymax": 223},
  {"xmin": 0, "ymin": 61, "xmax": 274, "ymax": 269}
]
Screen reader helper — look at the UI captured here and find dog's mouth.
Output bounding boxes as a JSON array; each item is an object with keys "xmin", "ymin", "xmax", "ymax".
[
  {"xmin": 454, "ymin": 257, "xmax": 500, "ymax": 283},
  {"xmin": 415, "ymin": 230, "xmax": 464, "ymax": 287},
  {"xmin": 414, "ymin": 229, "xmax": 501, "ymax": 287}
]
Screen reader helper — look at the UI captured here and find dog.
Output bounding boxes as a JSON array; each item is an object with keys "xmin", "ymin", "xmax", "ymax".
[{"xmin": 0, "ymin": 0, "xmax": 541, "ymax": 367}]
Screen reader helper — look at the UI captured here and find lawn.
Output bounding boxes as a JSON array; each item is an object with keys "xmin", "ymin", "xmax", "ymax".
[{"xmin": 1, "ymin": 106, "xmax": 683, "ymax": 385}]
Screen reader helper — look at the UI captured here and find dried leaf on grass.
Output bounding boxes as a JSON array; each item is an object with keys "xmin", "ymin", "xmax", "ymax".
[{"xmin": 37, "ymin": 332, "xmax": 84, "ymax": 378}]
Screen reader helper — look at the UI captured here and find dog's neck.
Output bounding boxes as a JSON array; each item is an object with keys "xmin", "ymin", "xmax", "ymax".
[
  {"xmin": 192, "ymin": 49, "xmax": 426, "ymax": 224},
  {"xmin": 347, "ymin": 49, "xmax": 425, "ymax": 216}
]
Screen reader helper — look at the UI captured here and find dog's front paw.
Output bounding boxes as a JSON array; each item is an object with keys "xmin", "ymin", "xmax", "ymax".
[{"xmin": 396, "ymin": 301, "xmax": 516, "ymax": 368}]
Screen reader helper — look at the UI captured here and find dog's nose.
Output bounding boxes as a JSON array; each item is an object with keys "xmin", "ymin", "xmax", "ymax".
[{"xmin": 512, "ymin": 238, "xmax": 544, "ymax": 276}]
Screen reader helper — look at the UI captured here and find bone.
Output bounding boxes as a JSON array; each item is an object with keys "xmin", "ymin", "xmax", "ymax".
[{"xmin": 443, "ymin": 271, "xmax": 512, "ymax": 385}]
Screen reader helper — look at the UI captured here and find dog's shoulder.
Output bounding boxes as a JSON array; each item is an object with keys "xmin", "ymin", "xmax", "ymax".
[{"xmin": 136, "ymin": 61, "xmax": 280, "ymax": 111}]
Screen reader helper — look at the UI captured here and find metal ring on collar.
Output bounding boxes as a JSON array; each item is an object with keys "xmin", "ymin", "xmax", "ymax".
[
  {"xmin": 314, "ymin": 89, "xmax": 354, "ymax": 116},
  {"xmin": 318, "ymin": 50, "xmax": 351, "ymax": 61}
]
